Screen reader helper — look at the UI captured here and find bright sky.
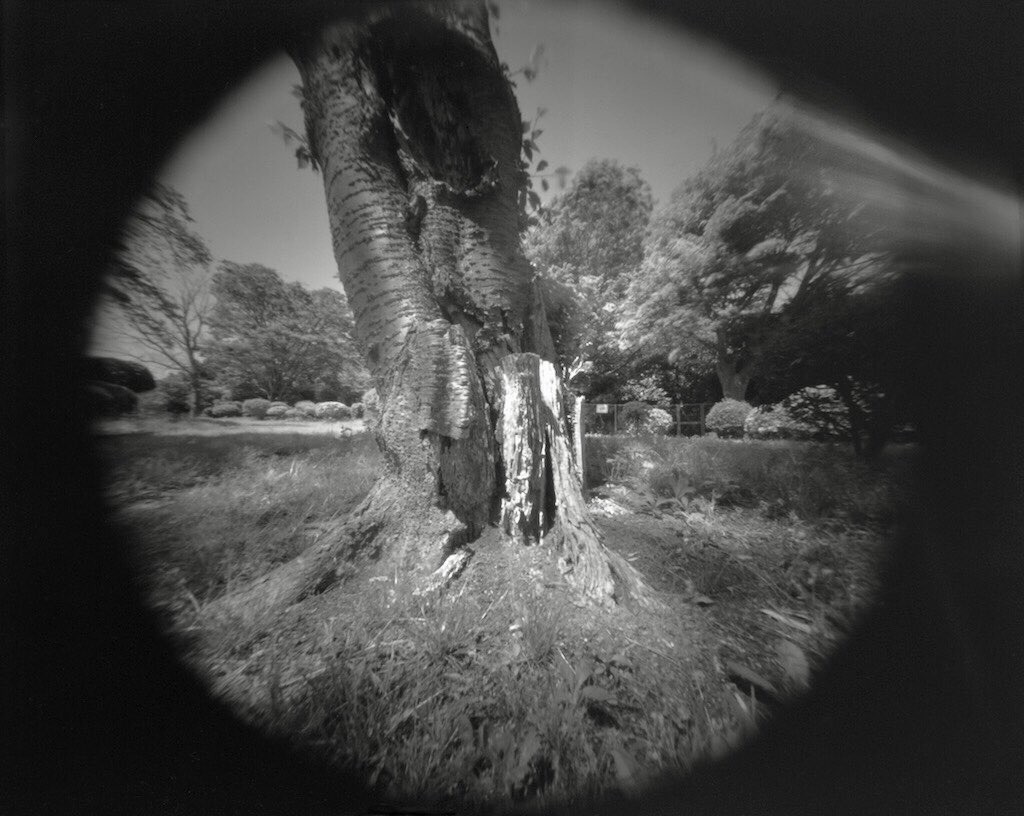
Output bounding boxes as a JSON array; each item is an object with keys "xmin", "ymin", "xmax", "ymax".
[
  {"xmin": 93, "ymin": 0, "xmax": 1020, "ymax": 369},
  {"xmin": 156, "ymin": 0, "xmax": 779, "ymax": 293}
]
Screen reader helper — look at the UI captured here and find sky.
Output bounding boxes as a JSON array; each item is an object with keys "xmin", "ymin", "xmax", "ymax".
[
  {"xmin": 92, "ymin": 0, "xmax": 1020, "ymax": 367},
  {"xmin": 155, "ymin": 0, "xmax": 779, "ymax": 293}
]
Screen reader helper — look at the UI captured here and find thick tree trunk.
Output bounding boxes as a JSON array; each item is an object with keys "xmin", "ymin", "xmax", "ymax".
[
  {"xmin": 209, "ymin": 2, "xmax": 651, "ymax": 618},
  {"xmin": 716, "ymin": 360, "xmax": 752, "ymax": 401}
]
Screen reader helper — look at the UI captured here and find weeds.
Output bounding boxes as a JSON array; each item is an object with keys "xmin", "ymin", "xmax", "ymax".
[{"xmin": 104, "ymin": 427, "xmax": 900, "ymax": 811}]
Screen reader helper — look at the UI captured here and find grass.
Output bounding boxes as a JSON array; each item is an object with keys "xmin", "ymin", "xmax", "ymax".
[{"xmin": 101, "ymin": 424, "xmax": 910, "ymax": 812}]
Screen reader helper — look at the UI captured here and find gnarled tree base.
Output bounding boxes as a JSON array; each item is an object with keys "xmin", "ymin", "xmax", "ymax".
[
  {"xmin": 204, "ymin": 476, "xmax": 469, "ymax": 624},
  {"xmin": 498, "ymin": 353, "xmax": 655, "ymax": 609}
]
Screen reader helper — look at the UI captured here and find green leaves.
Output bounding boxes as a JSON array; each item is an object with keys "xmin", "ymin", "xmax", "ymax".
[{"xmin": 206, "ymin": 263, "xmax": 365, "ymax": 402}]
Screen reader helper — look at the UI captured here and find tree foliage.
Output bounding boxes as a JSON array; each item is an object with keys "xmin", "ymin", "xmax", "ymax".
[
  {"xmin": 621, "ymin": 108, "xmax": 896, "ymax": 401},
  {"xmin": 524, "ymin": 159, "xmax": 653, "ymax": 385},
  {"xmin": 104, "ymin": 184, "xmax": 214, "ymax": 414},
  {"xmin": 205, "ymin": 262, "xmax": 368, "ymax": 403}
]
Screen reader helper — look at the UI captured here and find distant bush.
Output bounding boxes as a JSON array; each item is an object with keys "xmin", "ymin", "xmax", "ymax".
[
  {"xmin": 84, "ymin": 357, "xmax": 156, "ymax": 393},
  {"xmin": 294, "ymin": 400, "xmax": 317, "ymax": 417},
  {"xmin": 361, "ymin": 388, "xmax": 380, "ymax": 417},
  {"xmin": 783, "ymin": 386, "xmax": 851, "ymax": 441},
  {"xmin": 619, "ymin": 401, "xmax": 673, "ymax": 435},
  {"xmin": 349, "ymin": 402, "xmax": 364, "ymax": 419},
  {"xmin": 208, "ymin": 401, "xmax": 242, "ymax": 418},
  {"xmin": 86, "ymin": 381, "xmax": 139, "ymax": 416},
  {"xmin": 706, "ymin": 399, "xmax": 753, "ymax": 439},
  {"xmin": 315, "ymin": 401, "xmax": 349, "ymax": 420},
  {"xmin": 269, "ymin": 401, "xmax": 289, "ymax": 409},
  {"xmin": 242, "ymin": 398, "xmax": 272, "ymax": 419},
  {"xmin": 283, "ymin": 407, "xmax": 307, "ymax": 419},
  {"xmin": 744, "ymin": 404, "xmax": 815, "ymax": 441},
  {"xmin": 265, "ymin": 405, "xmax": 289, "ymax": 419}
]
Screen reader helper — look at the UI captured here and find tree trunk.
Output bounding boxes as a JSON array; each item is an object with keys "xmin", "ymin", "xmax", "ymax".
[
  {"xmin": 210, "ymin": 2, "xmax": 649, "ymax": 618},
  {"xmin": 714, "ymin": 327, "xmax": 753, "ymax": 401},
  {"xmin": 716, "ymin": 359, "xmax": 752, "ymax": 401}
]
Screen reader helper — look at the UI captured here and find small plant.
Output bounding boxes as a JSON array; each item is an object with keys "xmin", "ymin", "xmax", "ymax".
[
  {"xmin": 265, "ymin": 404, "xmax": 289, "ymax": 419},
  {"xmin": 362, "ymin": 388, "xmax": 380, "ymax": 418},
  {"xmin": 349, "ymin": 402, "xmax": 364, "ymax": 419},
  {"xmin": 705, "ymin": 399, "xmax": 752, "ymax": 439},
  {"xmin": 619, "ymin": 402, "xmax": 673, "ymax": 436},
  {"xmin": 86, "ymin": 381, "xmax": 139, "ymax": 416},
  {"xmin": 242, "ymin": 398, "xmax": 272, "ymax": 419},
  {"xmin": 315, "ymin": 401, "xmax": 349, "ymax": 420},
  {"xmin": 283, "ymin": 407, "xmax": 307, "ymax": 419},
  {"xmin": 294, "ymin": 400, "xmax": 317, "ymax": 417}
]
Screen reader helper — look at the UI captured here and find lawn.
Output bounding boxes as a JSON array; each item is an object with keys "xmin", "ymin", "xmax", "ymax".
[{"xmin": 96, "ymin": 421, "xmax": 916, "ymax": 813}]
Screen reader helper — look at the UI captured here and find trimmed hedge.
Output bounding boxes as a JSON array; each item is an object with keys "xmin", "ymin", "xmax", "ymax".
[
  {"xmin": 315, "ymin": 401, "xmax": 350, "ymax": 420},
  {"xmin": 706, "ymin": 399, "xmax": 753, "ymax": 439},
  {"xmin": 86, "ymin": 381, "xmax": 139, "ymax": 416},
  {"xmin": 242, "ymin": 398, "xmax": 272, "ymax": 419},
  {"xmin": 84, "ymin": 357, "xmax": 156, "ymax": 393},
  {"xmin": 208, "ymin": 401, "xmax": 243, "ymax": 418}
]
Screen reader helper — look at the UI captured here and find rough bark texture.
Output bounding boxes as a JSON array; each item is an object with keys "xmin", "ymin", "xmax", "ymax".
[{"xmin": 209, "ymin": 1, "xmax": 651, "ymax": 615}]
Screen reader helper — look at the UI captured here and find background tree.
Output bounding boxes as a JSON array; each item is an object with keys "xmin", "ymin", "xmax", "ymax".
[
  {"xmin": 206, "ymin": 262, "xmax": 367, "ymax": 403},
  {"xmin": 103, "ymin": 183, "xmax": 214, "ymax": 416},
  {"xmin": 622, "ymin": 108, "xmax": 894, "ymax": 402},
  {"xmin": 757, "ymin": 276, "xmax": 912, "ymax": 456},
  {"xmin": 213, "ymin": 2, "xmax": 649, "ymax": 618},
  {"xmin": 524, "ymin": 159, "xmax": 653, "ymax": 389}
]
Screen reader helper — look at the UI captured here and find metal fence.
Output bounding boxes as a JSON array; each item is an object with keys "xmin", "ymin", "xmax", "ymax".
[{"xmin": 579, "ymin": 402, "xmax": 715, "ymax": 437}]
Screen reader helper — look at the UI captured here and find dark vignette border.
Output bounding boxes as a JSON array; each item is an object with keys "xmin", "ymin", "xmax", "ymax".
[{"xmin": 4, "ymin": 2, "xmax": 1023, "ymax": 814}]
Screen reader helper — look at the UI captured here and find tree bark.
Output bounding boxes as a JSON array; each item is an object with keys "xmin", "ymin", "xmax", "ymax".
[{"xmin": 208, "ymin": 2, "xmax": 650, "ymax": 617}]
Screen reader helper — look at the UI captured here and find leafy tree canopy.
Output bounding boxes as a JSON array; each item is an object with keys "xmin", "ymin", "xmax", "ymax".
[
  {"xmin": 621, "ymin": 107, "xmax": 898, "ymax": 401},
  {"xmin": 206, "ymin": 262, "xmax": 368, "ymax": 403},
  {"xmin": 525, "ymin": 159, "xmax": 653, "ymax": 379}
]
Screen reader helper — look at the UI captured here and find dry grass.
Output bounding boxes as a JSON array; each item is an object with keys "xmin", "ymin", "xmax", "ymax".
[{"xmin": 100, "ymin": 426, "xmax": 909, "ymax": 812}]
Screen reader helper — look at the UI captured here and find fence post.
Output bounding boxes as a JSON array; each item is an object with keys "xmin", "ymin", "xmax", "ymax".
[{"xmin": 574, "ymin": 397, "xmax": 587, "ymax": 489}]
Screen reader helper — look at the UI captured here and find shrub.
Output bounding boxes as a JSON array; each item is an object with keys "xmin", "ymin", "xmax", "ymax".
[
  {"xmin": 294, "ymin": 400, "xmax": 317, "ymax": 417},
  {"xmin": 361, "ymin": 388, "xmax": 380, "ymax": 417},
  {"xmin": 208, "ymin": 401, "xmax": 243, "ymax": 418},
  {"xmin": 783, "ymin": 386, "xmax": 851, "ymax": 441},
  {"xmin": 242, "ymin": 398, "xmax": 272, "ymax": 419},
  {"xmin": 86, "ymin": 381, "xmax": 139, "ymax": 416},
  {"xmin": 283, "ymin": 407, "xmax": 307, "ymax": 419},
  {"xmin": 314, "ymin": 401, "xmax": 349, "ymax": 420},
  {"xmin": 265, "ymin": 405, "xmax": 289, "ymax": 419},
  {"xmin": 269, "ymin": 401, "xmax": 289, "ymax": 409},
  {"xmin": 619, "ymin": 401, "xmax": 673, "ymax": 436},
  {"xmin": 705, "ymin": 399, "xmax": 753, "ymax": 439},
  {"xmin": 744, "ymin": 404, "xmax": 815, "ymax": 441},
  {"xmin": 84, "ymin": 357, "xmax": 156, "ymax": 393},
  {"xmin": 155, "ymin": 373, "xmax": 218, "ymax": 415},
  {"xmin": 349, "ymin": 402, "xmax": 364, "ymax": 419}
]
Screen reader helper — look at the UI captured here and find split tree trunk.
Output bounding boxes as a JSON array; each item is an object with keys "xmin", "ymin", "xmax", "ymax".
[{"xmin": 210, "ymin": 2, "xmax": 650, "ymax": 618}]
